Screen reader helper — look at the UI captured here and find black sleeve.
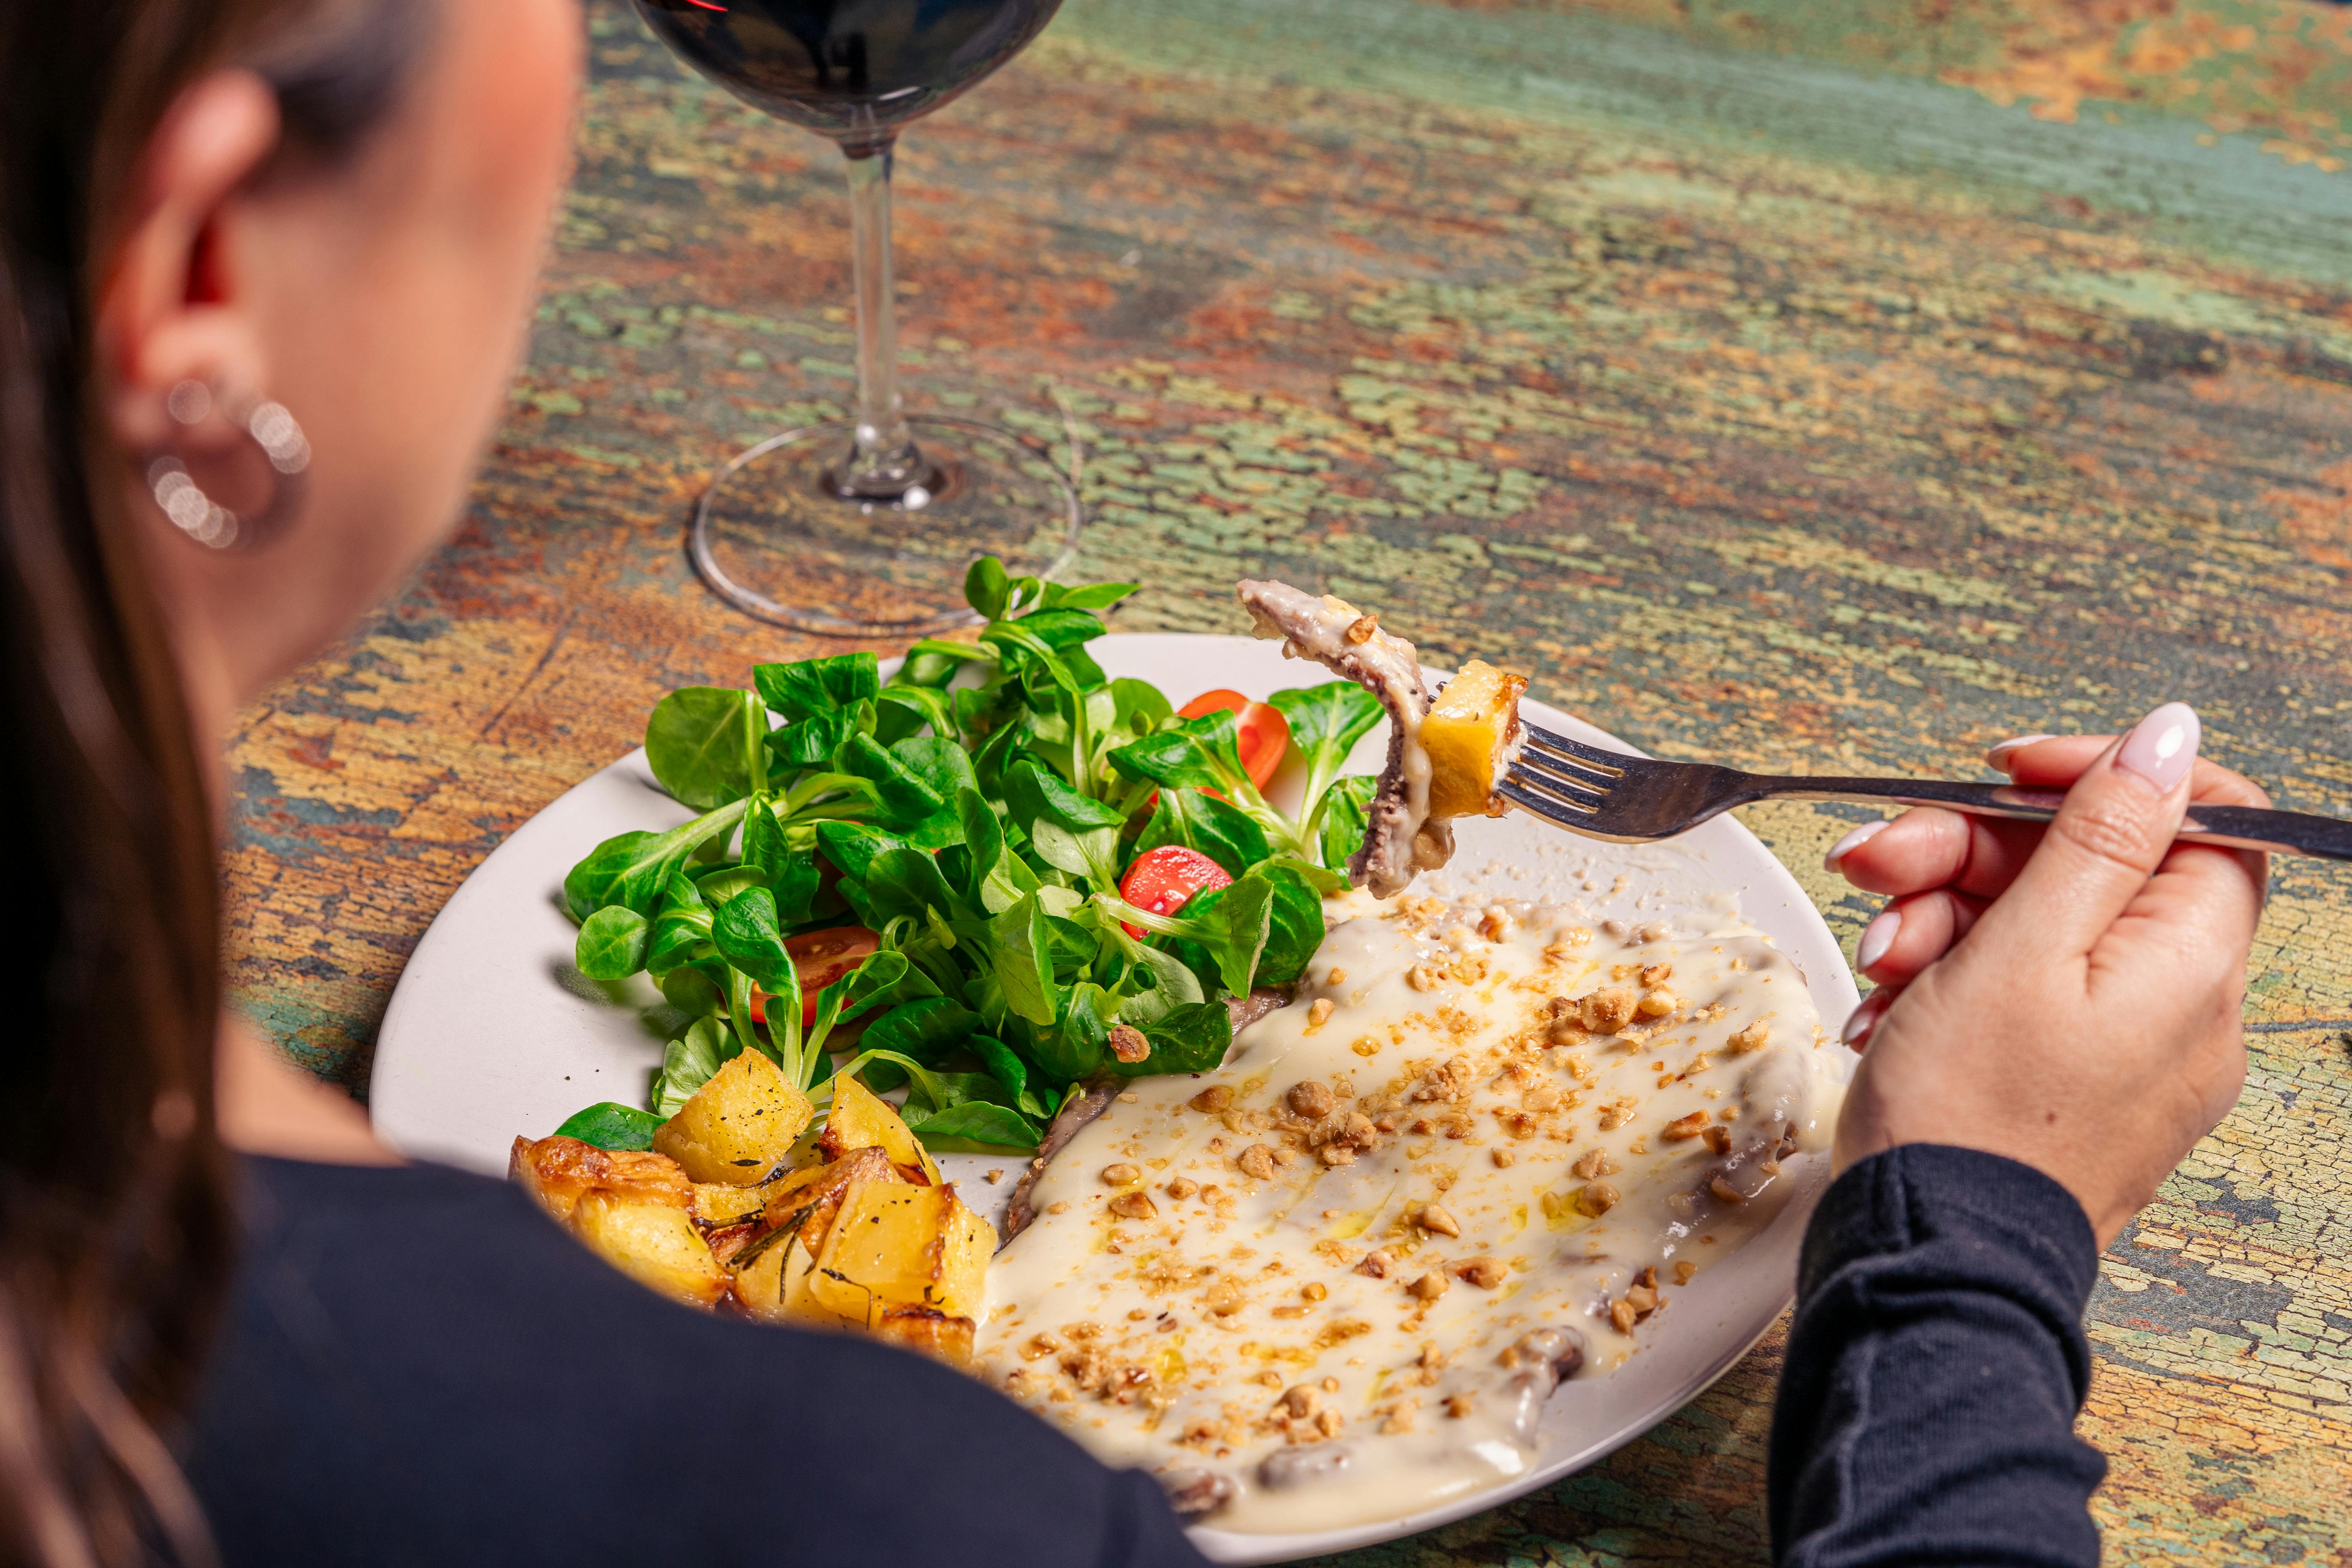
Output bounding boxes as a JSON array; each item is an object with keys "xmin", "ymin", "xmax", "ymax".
[
  {"xmin": 185, "ymin": 1158, "xmax": 1209, "ymax": 1568},
  {"xmin": 1768, "ymin": 1144, "xmax": 2108, "ymax": 1568}
]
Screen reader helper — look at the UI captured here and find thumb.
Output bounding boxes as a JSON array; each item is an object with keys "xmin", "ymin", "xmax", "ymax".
[{"xmin": 1974, "ymin": 703, "xmax": 2201, "ymax": 960}]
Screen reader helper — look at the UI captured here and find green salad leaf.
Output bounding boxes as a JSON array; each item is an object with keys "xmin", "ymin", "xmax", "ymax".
[{"xmin": 553, "ymin": 554, "xmax": 1413, "ymax": 1125}]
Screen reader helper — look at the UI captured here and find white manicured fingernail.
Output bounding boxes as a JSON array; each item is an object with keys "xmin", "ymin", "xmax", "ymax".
[
  {"xmin": 1840, "ymin": 993, "xmax": 1886, "ymax": 1049},
  {"xmin": 1856, "ymin": 909, "xmax": 1900, "ymax": 971},
  {"xmin": 1984, "ymin": 733, "xmax": 2055, "ymax": 769},
  {"xmin": 2115, "ymin": 702, "xmax": 2199, "ymax": 795},
  {"xmin": 1823, "ymin": 820, "xmax": 1888, "ymax": 871}
]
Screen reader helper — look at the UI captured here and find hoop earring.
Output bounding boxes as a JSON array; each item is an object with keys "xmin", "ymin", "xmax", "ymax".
[{"xmin": 145, "ymin": 380, "xmax": 311, "ymax": 550}]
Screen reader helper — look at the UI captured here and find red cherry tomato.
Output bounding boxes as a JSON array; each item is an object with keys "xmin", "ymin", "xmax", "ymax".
[
  {"xmin": 749, "ymin": 925, "xmax": 879, "ymax": 1028},
  {"xmin": 1118, "ymin": 846, "xmax": 1234, "ymax": 938},
  {"xmin": 1177, "ymin": 689, "xmax": 1289, "ymax": 790}
]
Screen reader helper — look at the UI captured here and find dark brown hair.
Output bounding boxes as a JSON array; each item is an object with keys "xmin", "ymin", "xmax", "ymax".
[{"xmin": 0, "ymin": 3, "xmax": 425, "ymax": 1562}]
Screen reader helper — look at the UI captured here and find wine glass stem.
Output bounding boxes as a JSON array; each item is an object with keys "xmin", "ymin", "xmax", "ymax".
[{"xmin": 838, "ymin": 140, "xmax": 926, "ymax": 498}]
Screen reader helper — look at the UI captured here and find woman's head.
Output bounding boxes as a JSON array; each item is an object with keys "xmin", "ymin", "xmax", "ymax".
[{"xmin": 0, "ymin": 0, "xmax": 578, "ymax": 1561}]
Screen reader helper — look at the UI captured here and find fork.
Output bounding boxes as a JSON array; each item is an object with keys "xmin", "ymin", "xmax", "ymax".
[{"xmin": 1497, "ymin": 722, "xmax": 2352, "ymax": 860}]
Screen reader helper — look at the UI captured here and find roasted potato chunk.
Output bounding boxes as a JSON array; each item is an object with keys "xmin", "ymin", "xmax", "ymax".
[
  {"xmin": 733, "ymin": 1235, "xmax": 855, "ymax": 1327},
  {"xmin": 759, "ymin": 1145, "xmax": 897, "ymax": 1250},
  {"xmin": 690, "ymin": 1182, "xmax": 769, "ymax": 1228},
  {"xmin": 819, "ymin": 1076, "xmax": 941, "ymax": 1184},
  {"xmin": 872, "ymin": 1306, "xmax": 976, "ymax": 1364},
  {"xmin": 1423, "ymin": 659, "xmax": 1527, "ymax": 818},
  {"xmin": 808, "ymin": 1179, "xmax": 994, "ymax": 1324},
  {"xmin": 571, "ymin": 1192, "xmax": 729, "ymax": 1308},
  {"xmin": 653, "ymin": 1049, "xmax": 812, "ymax": 1185},
  {"xmin": 509, "ymin": 1135, "xmax": 690, "ymax": 1224}
]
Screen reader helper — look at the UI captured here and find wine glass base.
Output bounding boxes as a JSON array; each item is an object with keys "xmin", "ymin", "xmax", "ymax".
[{"xmin": 690, "ymin": 413, "xmax": 1080, "ymax": 636}]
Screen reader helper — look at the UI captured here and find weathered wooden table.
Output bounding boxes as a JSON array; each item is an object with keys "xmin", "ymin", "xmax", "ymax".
[{"xmin": 224, "ymin": 0, "xmax": 2352, "ymax": 1559}]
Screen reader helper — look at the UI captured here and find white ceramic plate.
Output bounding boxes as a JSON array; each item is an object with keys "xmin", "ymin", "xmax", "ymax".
[{"xmin": 370, "ymin": 632, "xmax": 1858, "ymax": 1564}]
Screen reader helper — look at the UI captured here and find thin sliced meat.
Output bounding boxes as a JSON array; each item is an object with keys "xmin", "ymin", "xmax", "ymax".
[{"xmin": 1235, "ymin": 579, "xmax": 1451, "ymax": 897}]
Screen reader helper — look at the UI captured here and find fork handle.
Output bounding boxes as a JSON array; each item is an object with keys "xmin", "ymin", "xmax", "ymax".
[{"xmin": 1746, "ymin": 775, "xmax": 2352, "ymax": 861}]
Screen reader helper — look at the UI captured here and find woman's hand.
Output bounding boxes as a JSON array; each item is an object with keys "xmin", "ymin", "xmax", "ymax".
[{"xmin": 1825, "ymin": 704, "xmax": 2269, "ymax": 1246}]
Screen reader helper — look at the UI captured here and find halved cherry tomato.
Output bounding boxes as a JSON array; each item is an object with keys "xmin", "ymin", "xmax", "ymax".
[
  {"xmin": 749, "ymin": 925, "xmax": 879, "ymax": 1028},
  {"xmin": 1117, "ymin": 846, "xmax": 1233, "ymax": 938},
  {"xmin": 1177, "ymin": 690, "xmax": 1290, "ymax": 790}
]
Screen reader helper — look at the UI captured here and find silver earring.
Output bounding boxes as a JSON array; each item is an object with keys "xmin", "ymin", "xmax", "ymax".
[{"xmin": 146, "ymin": 380, "xmax": 311, "ymax": 550}]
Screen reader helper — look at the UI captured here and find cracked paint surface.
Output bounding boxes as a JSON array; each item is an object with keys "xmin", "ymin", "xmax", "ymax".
[{"xmin": 222, "ymin": 1, "xmax": 2351, "ymax": 1562}]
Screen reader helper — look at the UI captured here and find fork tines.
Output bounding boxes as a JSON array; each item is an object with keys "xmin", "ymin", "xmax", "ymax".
[{"xmin": 1497, "ymin": 722, "xmax": 1627, "ymax": 821}]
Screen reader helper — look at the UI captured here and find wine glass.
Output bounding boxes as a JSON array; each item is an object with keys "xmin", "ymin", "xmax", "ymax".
[{"xmin": 635, "ymin": 0, "xmax": 1078, "ymax": 635}]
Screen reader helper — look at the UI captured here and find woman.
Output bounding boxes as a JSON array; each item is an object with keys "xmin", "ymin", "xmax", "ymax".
[
  {"xmin": 0, "ymin": 3, "xmax": 2269, "ymax": 1567},
  {"xmin": 1, "ymin": 3, "xmax": 1205, "ymax": 1564}
]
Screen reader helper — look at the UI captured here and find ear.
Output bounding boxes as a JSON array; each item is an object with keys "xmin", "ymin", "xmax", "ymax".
[{"xmin": 98, "ymin": 71, "xmax": 282, "ymax": 458}]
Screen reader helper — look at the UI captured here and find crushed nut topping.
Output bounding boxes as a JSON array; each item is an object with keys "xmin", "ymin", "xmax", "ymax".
[
  {"xmin": 1575, "ymin": 1181, "xmax": 1621, "ymax": 1217},
  {"xmin": 1579, "ymin": 989, "xmax": 1638, "ymax": 1033},
  {"xmin": 1454, "ymin": 1257, "xmax": 1507, "ymax": 1289},
  {"xmin": 1287, "ymin": 1080, "xmax": 1337, "ymax": 1119},
  {"xmin": 1109, "ymin": 1024, "xmax": 1151, "ymax": 1063},
  {"xmin": 1101, "ymin": 1163, "xmax": 1141, "ymax": 1185},
  {"xmin": 1189, "ymin": 1085, "xmax": 1233, "ymax": 1113}
]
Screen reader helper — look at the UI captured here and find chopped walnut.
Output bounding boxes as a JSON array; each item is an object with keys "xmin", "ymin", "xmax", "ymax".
[
  {"xmin": 1609, "ymin": 1299, "xmax": 1638, "ymax": 1335},
  {"xmin": 1108, "ymin": 1024, "xmax": 1150, "ymax": 1063},
  {"xmin": 1660, "ymin": 1111, "xmax": 1712, "ymax": 1142},
  {"xmin": 1411, "ymin": 1056, "xmax": 1474, "ymax": 1103},
  {"xmin": 1311, "ymin": 1111, "xmax": 1378, "ymax": 1164},
  {"xmin": 1726, "ymin": 1021, "xmax": 1770, "ymax": 1054},
  {"xmin": 1328, "ymin": 967, "xmax": 1348, "ymax": 985},
  {"xmin": 1306, "ymin": 998, "xmax": 1335, "ymax": 1029},
  {"xmin": 1478, "ymin": 908, "xmax": 1514, "ymax": 941},
  {"xmin": 1579, "ymin": 989, "xmax": 1638, "ymax": 1033},
  {"xmin": 1302, "ymin": 1281, "xmax": 1328, "ymax": 1303},
  {"xmin": 1381, "ymin": 1399, "xmax": 1420, "ymax": 1434},
  {"xmin": 1345, "ymin": 613, "xmax": 1379, "ymax": 645},
  {"xmin": 1101, "ymin": 1163, "xmax": 1141, "ymax": 1185},
  {"xmin": 1405, "ymin": 963, "xmax": 1442, "ymax": 992},
  {"xmin": 1109, "ymin": 1192, "xmax": 1157, "ymax": 1220},
  {"xmin": 1640, "ymin": 962, "xmax": 1673, "ymax": 985},
  {"xmin": 1407, "ymin": 1271, "xmax": 1451, "ymax": 1301},
  {"xmin": 1636, "ymin": 989, "xmax": 1677, "ymax": 1019},
  {"xmin": 1575, "ymin": 1181, "xmax": 1621, "ymax": 1217},
  {"xmin": 1596, "ymin": 1098, "xmax": 1639, "ymax": 1132},
  {"xmin": 1673, "ymin": 1259, "xmax": 1698, "ymax": 1285},
  {"xmin": 1492, "ymin": 1147, "xmax": 1517, "ymax": 1169},
  {"xmin": 1279, "ymin": 1384, "xmax": 1320, "ymax": 1418},
  {"xmin": 1236, "ymin": 1144, "xmax": 1278, "ymax": 1179},
  {"xmin": 1417, "ymin": 1203, "xmax": 1461, "ymax": 1238},
  {"xmin": 1709, "ymin": 1175, "xmax": 1748, "ymax": 1203},
  {"xmin": 1189, "ymin": 1085, "xmax": 1233, "ymax": 1113},
  {"xmin": 1357, "ymin": 1249, "xmax": 1394, "ymax": 1279},
  {"xmin": 1703, "ymin": 1126, "xmax": 1733, "ymax": 1155},
  {"xmin": 1444, "ymin": 1393, "xmax": 1476, "ymax": 1419},
  {"xmin": 1167, "ymin": 1177, "xmax": 1200, "ymax": 1199},
  {"xmin": 1287, "ymin": 1081, "xmax": 1337, "ymax": 1119},
  {"xmin": 1455, "ymin": 1257, "xmax": 1507, "ymax": 1289},
  {"xmin": 1204, "ymin": 1282, "xmax": 1245, "ymax": 1315},
  {"xmin": 1571, "ymin": 1148, "xmax": 1621, "ymax": 1180}
]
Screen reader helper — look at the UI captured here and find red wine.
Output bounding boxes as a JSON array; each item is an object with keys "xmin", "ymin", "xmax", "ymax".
[{"xmin": 635, "ymin": 0, "xmax": 1061, "ymax": 151}]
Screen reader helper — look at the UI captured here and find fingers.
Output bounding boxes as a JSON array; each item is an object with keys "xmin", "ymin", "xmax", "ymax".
[
  {"xmin": 1990, "ymin": 734, "xmax": 2271, "ymax": 808},
  {"xmin": 1828, "ymin": 809, "xmax": 2045, "ymax": 900},
  {"xmin": 1855, "ymin": 888, "xmax": 1985, "ymax": 986},
  {"xmin": 1975, "ymin": 703, "xmax": 2202, "ymax": 962}
]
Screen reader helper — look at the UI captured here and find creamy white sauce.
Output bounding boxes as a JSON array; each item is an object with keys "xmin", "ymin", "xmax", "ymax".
[{"xmin": 976, "ymin": 890, "xmax": 1839, "ymax": 1534}]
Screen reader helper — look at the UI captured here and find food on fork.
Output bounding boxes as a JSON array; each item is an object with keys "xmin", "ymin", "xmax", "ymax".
[{"xmin": 1236, "ymin": 579, "xmax": 1525, "ymax": 897}]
